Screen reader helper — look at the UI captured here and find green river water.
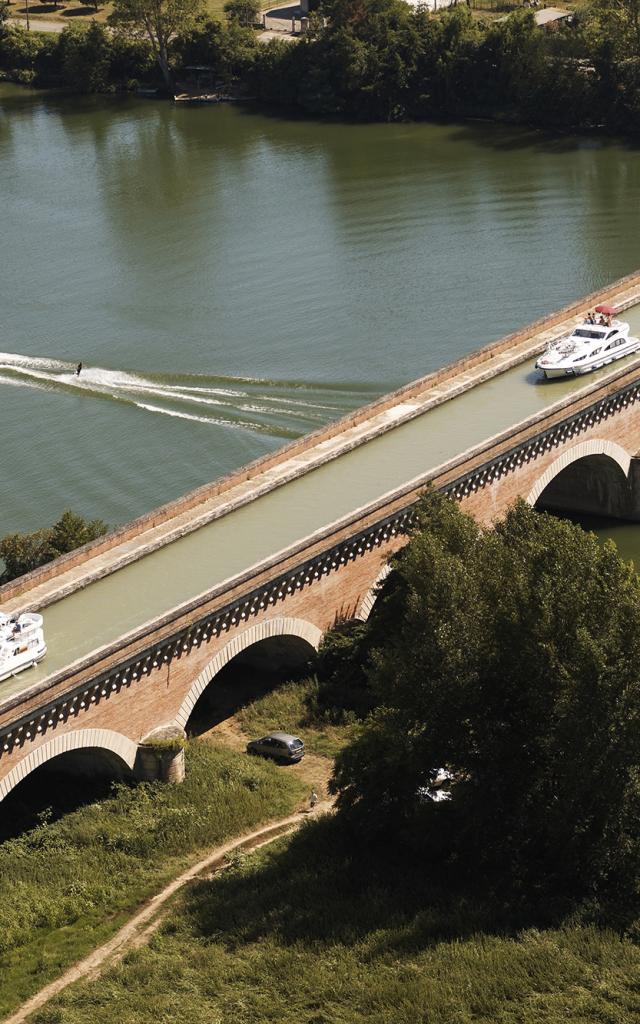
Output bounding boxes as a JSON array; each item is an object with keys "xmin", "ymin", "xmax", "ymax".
[
  {"xmin": 3, "ymin": 85, "xmax": 640, "ymax": 693},
  {"xmin": 3, "ymin": 86, "xmax": 640, "ymax": 527}
]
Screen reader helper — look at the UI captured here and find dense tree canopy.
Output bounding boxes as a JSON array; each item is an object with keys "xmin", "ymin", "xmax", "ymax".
[
  {"xmin": 223, "ymin": 0, "xmax": 260, "ymax": 28},
  {"xmin": 3, "ymin": 0, "xmax": 640, "ymax": 132},
  {"xmin": 331, "ymin": 493, "xmax": 640, "ymax": 908},
  {"xmin": 0, "ymin": 511, "xmax": 108, "ymax": 585}
]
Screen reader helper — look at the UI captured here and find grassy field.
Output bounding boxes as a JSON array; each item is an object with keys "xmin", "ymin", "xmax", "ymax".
[
  {"xmin": 35, "ymin": 814, "xmax": 640, "ymax": 1024},
  {"xmin": 4, "ymin": 0, "xmax": 262, "ymax": 26},
  {"xmin": 0, "ymin": 741, "xmax": 305, "ymax": 1019}
]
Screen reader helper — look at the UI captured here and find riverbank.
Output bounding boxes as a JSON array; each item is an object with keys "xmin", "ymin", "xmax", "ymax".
[{"xmin": 2, "ymin": 0, "xmax": 639, "ymax": 134}]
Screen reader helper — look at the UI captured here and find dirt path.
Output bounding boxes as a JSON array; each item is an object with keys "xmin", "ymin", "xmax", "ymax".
[
  {"xmin": 7, "ymin": 16, "xmax": 66, "ymax": 32},
  {"xmin": 4, "ymin": 802, "xmax": 332, "ymax": 1024}
]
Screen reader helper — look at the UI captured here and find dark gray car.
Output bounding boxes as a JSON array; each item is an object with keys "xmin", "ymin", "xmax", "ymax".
[{"xmin": 246, "ymin": 731, "xmax": 305, "ymax": 764}]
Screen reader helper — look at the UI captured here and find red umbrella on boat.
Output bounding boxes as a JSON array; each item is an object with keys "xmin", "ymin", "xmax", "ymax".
[{"xmin": 594, "ymin": 304, "xmax": 617, "ymax": 316}]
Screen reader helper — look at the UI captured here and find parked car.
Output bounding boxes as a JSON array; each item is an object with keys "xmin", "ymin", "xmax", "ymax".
[{"xmin": 246, "ymin": 732, "xmax": 305, "ymax": 764}]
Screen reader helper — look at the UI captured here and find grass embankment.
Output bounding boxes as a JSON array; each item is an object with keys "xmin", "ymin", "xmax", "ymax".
[
  {"xmin": 0, "ymin": 741, "xmax": 305, "ymax": 1019},
  {"xmin": 34, "ymin": 815, "xmax": 640, "ymax": 1024}
]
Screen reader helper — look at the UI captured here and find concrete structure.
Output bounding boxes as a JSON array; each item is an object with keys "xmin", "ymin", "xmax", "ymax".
[{"xmin": 3, "ymin": 272, "xmax": 640, "ymax": 803}]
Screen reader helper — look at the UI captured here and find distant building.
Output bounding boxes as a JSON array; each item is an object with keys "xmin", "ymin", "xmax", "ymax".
[
  {"xmin": 497, "ymin": 6, "xmax": 574, "ymax": 29},
  {"xmin": 531, "ymin": 7, "xmax": 573, "ymax": 29}
]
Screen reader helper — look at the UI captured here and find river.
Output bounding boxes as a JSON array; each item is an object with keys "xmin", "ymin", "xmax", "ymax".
[{"xmin": 3, "ymin": 84, "xmax": 640, "ymax": 560}]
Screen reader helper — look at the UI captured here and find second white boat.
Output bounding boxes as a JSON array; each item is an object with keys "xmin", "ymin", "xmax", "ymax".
[{"xmin": 0, "ymin": 612, "xmax": 47, "ymax": 683}]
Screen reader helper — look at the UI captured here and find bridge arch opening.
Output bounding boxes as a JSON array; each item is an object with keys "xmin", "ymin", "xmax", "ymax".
[
  {"xmin": 177, "ymin": 618, "xmax": 323, "ymax": 736},
  {"xmin": 0, "ymin": 730, "xmax": 137, "ymax": 838},
  {"xmin": 528, "ymin": 441, "xmax": 632, "ymax": 521},
  {"xmin": 356, "ymin": 565, "xmax": 392, "ymax": 623}
]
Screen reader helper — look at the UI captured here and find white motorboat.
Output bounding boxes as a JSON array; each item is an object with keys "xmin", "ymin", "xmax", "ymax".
[
  {"xmin": 0, "ymin": 611, "xmax": 46, "ymax": 683},
  {"xmin": 536, "ymin": 304, "xmax": 639, "ymax": 379}
]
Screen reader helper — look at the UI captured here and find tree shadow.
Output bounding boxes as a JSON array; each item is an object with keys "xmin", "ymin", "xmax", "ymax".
[
  {"xmin": 446, "ymin": 121, "xmax": 640, "ymax": 154},
  {"xmin": 22, "ymin": 4, "xmax": 62, "ymax": 13},
  {"xmin": 179, "ymin": 814, "xmax": 558, "ymax": 957},
  {"xmin": 264, "ymin": 4, "xmax": 301, "ymax": 17},
  {"xmin": 62, "ymin": 6, "xmax": 100, "ymax": 15}
]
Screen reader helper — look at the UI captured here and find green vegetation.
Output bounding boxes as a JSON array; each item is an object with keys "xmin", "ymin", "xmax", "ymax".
[
  {"xmin": 0, "ymin": 510, "xmax": 108, "ymax": 584},
  {"xmin": 6, "ymin": 495, "xmax": 640, "ymax": 1021},
  {"xmin": 237, "ymin": 675, "xmax": 358, "ymax": 759},
  {"xmin": 0, "ymin": 741, "xmax": 304, "ymax": 1017},
  {"xmin": 34, "ymin": 818, "xmax": 640, "ymax": 1024},
  {"xmin": 4, "ymin": 0, "xmax": 640, "ymax": 133},
  {"xmin": 109, "ymin": 0, "xmax": 205, "ymax": 88},
  {"xmin": 223, "ymin": 0, "xmax": 260, "ymax": 27},
  {"xmin": 24, "ymin": 491, "xmax": 640, "ymax": 1024},
  {"xmin": 332, "ymin": 492, "xmax": 640, "ymax": 912}
]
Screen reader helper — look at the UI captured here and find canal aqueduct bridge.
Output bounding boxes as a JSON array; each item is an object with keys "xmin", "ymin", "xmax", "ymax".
[{"xmin": 4, "ymin": 273, "xmax": 640, "ymax": 800}]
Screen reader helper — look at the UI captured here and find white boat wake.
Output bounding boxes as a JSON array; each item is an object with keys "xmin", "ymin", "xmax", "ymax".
[{"xmin": 0, "ymin": 353, "xmax": 381, "ymax": 439}]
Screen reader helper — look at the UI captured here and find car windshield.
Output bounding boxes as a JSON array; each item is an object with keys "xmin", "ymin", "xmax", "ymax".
[{"xmin": 289, "ymin": 739, "xmax": 304, "ymax": 749}]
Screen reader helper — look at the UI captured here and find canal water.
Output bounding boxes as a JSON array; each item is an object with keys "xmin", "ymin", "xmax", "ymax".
[{"xmin": 3, "ymin": 85, "xmax": 640, "ymax": 564}]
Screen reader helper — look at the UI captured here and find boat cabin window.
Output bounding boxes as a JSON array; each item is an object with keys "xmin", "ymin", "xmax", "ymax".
[
  {"xmin": 574, "ymin": 328, "xmax": 603, "ymax": 339},
  {"xmin": 606, "ymin": 330, "xmax": 617, "ymax": 340}
]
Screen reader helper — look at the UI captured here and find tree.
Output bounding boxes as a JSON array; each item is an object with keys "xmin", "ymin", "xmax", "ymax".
[
  {"xmin": 109, "ymin": 0, "xmax": 204, "ymax": 90},
  {"xmin": 48, "ymin": 509, "xmax": 108, "ymax": 556},
  {"xmin": 0, "ymin": 529, "xmax": 54, "ymax": 585},
  {"xmin": 173, "ymin": 14, "xmax": 257, "ymax": 83},
  {"xmin": 58, "ymin": 22, "xmax": 113, "ymax": 92},
  {"xmin": 223, "ymin": 0, "xmax": 260, "ymax": 27},
  {"xmin": 331, "ymin": 493, "xmax": 640, "ymax": 909},
  {"xmin": 0, "ymin": 511, "xmax": 108, "ymax": 584},
  {"xmin": 586, "ymin": 0, "xmax": 640, "ymax": 61}
]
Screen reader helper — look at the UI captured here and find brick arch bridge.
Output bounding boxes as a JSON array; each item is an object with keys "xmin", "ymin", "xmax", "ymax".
[{"xmin": 4, "ymin": 283, "xmax": 640, "ymax": 801}]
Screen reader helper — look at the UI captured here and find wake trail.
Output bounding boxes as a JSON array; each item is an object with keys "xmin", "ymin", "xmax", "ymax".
[{"xmin": 0, "ymin": 352, "xmax": 379, "ymax": 438}]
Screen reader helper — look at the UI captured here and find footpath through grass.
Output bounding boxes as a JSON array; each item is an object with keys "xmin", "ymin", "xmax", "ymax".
[
  {"xmin": 0, "ymin": 741, "xmax": 305, "ymax": 1019},
  {"xmin": 35, "ymin": 814, "xmax": 640, "ymax": 1024}
]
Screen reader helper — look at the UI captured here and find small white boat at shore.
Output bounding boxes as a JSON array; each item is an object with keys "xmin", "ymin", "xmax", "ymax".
[
  {"xmin": 536, "ymin": 304, "xmax": 639, "ymax": 379},
  {"xmin": 0, "ymin": 612, "xmax": 46, "ymax": 683}
]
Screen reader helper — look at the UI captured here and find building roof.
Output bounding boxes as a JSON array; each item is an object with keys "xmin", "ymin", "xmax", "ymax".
[{"xmin": 533, "ymin": 7, "xmax": 572, "ymax": 26}]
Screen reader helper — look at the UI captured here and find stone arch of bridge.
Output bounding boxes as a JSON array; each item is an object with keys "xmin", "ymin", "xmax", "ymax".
[
  {"xmin": 527, "ymin": 439, "xmax": 632, "ymax": 511},
  {"xmin": 357, "ymin": 564, "xmax": 392, "ymax": 622},
  {"xmin": 175, "ymin": 616, "xmax": 323, "ymax": 732},
  {"xmin": 0, "ymin": 728, "xmax": 139, "ymax": 803}
]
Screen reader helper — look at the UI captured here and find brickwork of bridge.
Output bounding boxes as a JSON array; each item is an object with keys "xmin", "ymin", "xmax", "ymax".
[{"xmin": 3, "ymin": 273, "xmax": 640, "ymax": 801}]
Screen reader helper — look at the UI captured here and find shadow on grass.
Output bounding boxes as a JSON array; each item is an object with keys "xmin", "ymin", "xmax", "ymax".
[
  {"xmin": 62, "ymin": 5, "xmax": 100, "ymax": 14},
  {"xmin": 179, "ymin": 813, "xmax": 547, "ymax": 957},
  {"xmin": 20, "ymin": 4, "xmax": 62, "ymax": 12}
]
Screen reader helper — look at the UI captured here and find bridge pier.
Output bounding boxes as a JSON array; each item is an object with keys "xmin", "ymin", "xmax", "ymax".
[{"xmin": 137, "ymin": 727, "xmax": 186, "ymax": 785}]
